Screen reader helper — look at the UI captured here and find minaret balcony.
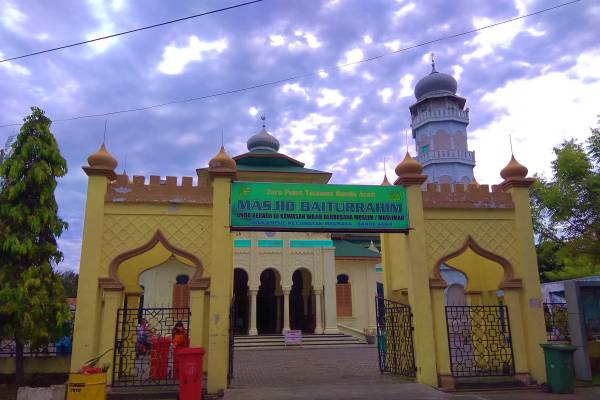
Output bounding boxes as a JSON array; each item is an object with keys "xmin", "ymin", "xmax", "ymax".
[
  {"xmin": 411, "ymin": 108, "xmax": 469, "ymax": 129},
  {"xmin": 417, "ymin": 149, "xmax": 475, "ymax": 166}
]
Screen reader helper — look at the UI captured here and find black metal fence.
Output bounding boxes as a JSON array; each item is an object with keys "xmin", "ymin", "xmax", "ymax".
[
  {"xmin": 543, "ymin": 302, "xmax": 569, "ymax": 341},
  {"xmin": 445, "ymin": 305, "xmax": 515, "ymax": 378},
  {"xmin": 0, "ymin": 310, "xmax": 74, "ymax": 357},
  {"xmin": 0, "ymin": 340, "xmax": 71, "ymax": 357},
  {"xmin": 375, "ymin": 297, "xmax": 416, "ymax": 378},
  {"xmin": 112, "ymin": 307, "xmax": 190, "ymax": 387}
]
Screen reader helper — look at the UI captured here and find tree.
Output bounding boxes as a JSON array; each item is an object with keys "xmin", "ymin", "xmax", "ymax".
[
  {"xmin": 58, "ymin": 270, "xmax": 79, "ymax": 298},
  {"xmin": 531, "ymin": 128, "xmax": 600, "ymax": 281},
  {"xmin": 0, "ymin": 107, "xmax": 70, "ymax": 385}
]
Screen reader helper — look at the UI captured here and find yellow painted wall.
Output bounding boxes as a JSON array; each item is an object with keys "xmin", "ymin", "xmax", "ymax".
[
  {"xmin": 445, "ymin": 248, "xmax": 504, "ymax": 304},
  {"xmin": 101, "ymin": 203, "xmax": 212, "ymax": 278},
  {"xmin": 0, "ymin": 356, "xmax": 70, "ymax": 375},
  {"xmin": 71, "ymin": 174, "xmax": 109, "ymax": 373},
  {"xmin": 206, "ymin": 175, "xmax": 235, "ymax": 393}
]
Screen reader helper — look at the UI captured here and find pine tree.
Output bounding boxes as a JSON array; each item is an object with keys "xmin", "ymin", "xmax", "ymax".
[{"xmin": 0, "ymin": 107, "xmax": 70, "ymax": 385}]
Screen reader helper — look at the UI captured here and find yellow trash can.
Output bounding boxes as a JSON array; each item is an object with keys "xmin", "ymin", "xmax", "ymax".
[{"xmin": 67, "ymin": 372, "xmax": 107, "ymax": 400}]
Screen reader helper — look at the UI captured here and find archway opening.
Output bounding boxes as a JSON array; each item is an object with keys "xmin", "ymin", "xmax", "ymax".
[
  {"xmin": 438, "ymin": 242, "xmax": 515, "ymax": 378},
  {"xmin": 138, "ymin": 255, "xmax": 195, "ymax": 309},
  {"xmin": 440, "ymin": 265, "xmax": 467, "ymax": 306},
  {"xmin": 442, "ymin": 247, "xmax": 504, "ymax": 305},
  {"xmin": 257, "ymin": 268, "xmax": 282, "ymax": 334},
  {"xmin": 290, "ymin": 268, "xmax": 314, "ymax": 333},
  {"xmin": 233, "ymin": 268, "xmax": 249, "ymax": 335}
]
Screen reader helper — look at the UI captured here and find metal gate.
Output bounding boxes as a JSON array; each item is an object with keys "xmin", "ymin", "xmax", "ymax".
[
  {"xmin": 375, "ymin": 297, "xmax": 416, "ymax": 377},
  {"xmin": 112, "ymin": 307, "xmax": 190, "ymax": 387},
  {"xmin": 445, "ymin": 305, "xmax": 515, "ymax": 377}
]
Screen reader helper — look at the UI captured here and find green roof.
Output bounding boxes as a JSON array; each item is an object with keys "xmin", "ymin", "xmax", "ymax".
[
  {"xmin": 236, "ymin": 164, "xmax": 327, "ymax": 174},
  {"xmin": 234, "ymin": 149, "xmax": 329, "ymax": 175},
  {"xmin": 333, "ymin": 239, "xmax": 380, "ymax": 258}
]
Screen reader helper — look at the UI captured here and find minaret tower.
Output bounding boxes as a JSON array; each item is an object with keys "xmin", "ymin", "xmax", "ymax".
[{"xmin": 409, "ymin": 56, "xmax": 475, "ymax": 184}]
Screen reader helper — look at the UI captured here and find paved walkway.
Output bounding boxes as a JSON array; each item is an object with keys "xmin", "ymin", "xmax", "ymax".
[{"xmin": 225, "ymin": 347, "xmax": 600, "ymax": 400}]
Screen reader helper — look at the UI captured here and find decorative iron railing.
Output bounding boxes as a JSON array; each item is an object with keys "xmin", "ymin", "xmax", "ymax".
[
  {"xmin": 411, "ymin": 108, "xmax": 469, "ymax": 128},
  {"xmin": 416, "ymin": 149, "xmax": 475, "ymax": 165},
  {"xmin": 445, "ymin": 305, "xmax": 515, "ymax": 377},
  {"xmin": 543, "ymin": 302, "xmax": 570, "ymax": 341},
  {"xmin": 112, "ymin": 307, "xmax": 190, "ymax": 387},
  {"xmin": 375, "ymin": 297, "xmax": 416, "ymax": 378}
]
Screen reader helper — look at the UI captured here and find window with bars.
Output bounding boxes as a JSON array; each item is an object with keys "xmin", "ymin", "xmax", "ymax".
[{"xmin": 336, "ymin": 274, "xmax": 352, "ymax": 317}]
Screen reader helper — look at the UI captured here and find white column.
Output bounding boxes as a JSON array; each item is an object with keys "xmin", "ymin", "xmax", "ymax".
[
  {"xmin": 283, "ymin": 289, "xmax": 291, "ymax": 332},
  {"xmin": 275, "ymin": 295, "xmax": 282, "ymax": 332},
  {"xmin": 314, "ymin": 289, "xmax": 323, "ymax": 334},
  {"xmin": 366, "ymin": 263, "xmax": 378, "ymax": 330},
  {"xmin": 248, "ymin": 289, "xmax": 258, "ymax": 336},
  {"xmin": 322, "ymin": 247, "xmax": 338, "ymax": 334}
]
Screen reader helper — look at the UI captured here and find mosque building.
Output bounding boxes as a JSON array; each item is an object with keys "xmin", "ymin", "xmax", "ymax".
[
  {"xmin": 70, "ymin": 62, "xmax": 548, "ymax": 394},
  {"xmin": 198, "ymin": 121, "xmax": 380, "ymax": 337}
]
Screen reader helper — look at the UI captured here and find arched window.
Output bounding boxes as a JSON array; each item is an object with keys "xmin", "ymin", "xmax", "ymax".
[
  {"xmin": 336, "ymin": 274, "xmax": 352, "ymax": 317},
  {"xmin": 172, "ymin": 274, "xmax": 190, "ymax": 316}
]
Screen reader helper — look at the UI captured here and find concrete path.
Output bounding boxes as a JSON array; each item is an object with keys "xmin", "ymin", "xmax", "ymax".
[{"xmin": 225, "ymin": 347, "xmax": 600, "ymax": 400}]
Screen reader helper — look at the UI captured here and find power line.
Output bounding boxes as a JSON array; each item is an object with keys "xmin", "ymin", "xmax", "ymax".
[
  {"xmin": 0, "ymin": 0, "xmax": 582, "ymax": 128},
  {"xmin": 0, "ymin": 0, "xmax": 265, "ymax": 63}
]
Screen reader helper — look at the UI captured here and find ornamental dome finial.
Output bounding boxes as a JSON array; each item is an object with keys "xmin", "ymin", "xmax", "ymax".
[
  {"xmin": 500, "ymin": 155, "xmax": 528, "ymax": 180},
  {"xmin": 414, "ymin": 59, "xmax": 458, "ymax": 100},
  {"xmin": 87, "ymin": 143, "xmax": 117, "ymax": 170},
  {"xmin": 395, "ymin": 152, "xmax": 423, "ymax": 176},
  {"xmin": 208, "ymin": 145, "xmax": 236, "ymax": 171},
  {"xmin": 247, "ymin": 117, "xmax": 280, "ymax": 152}
]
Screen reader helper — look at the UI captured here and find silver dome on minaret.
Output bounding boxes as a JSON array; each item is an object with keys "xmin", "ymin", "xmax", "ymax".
[
  {"xmin": 414, "ymin": 58, "xmax": 457, "ymax": 100},
  {"xmin": 246, "ymin": 116, "xmax": 280, "ymax": 152}
]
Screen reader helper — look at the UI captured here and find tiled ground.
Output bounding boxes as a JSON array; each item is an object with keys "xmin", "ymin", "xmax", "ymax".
[
  {"xmin": 226, "ymin": 347, "xmax": 600, "ymax": 400},
  {"xmin": 230, "ymin": 347, "xmax": 398, "ymax": 388}
]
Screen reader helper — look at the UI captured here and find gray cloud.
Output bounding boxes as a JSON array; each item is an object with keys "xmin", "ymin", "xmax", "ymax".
[{"xmin": 0, "ymin": 0, "xmax": 598, "ymax": 270}]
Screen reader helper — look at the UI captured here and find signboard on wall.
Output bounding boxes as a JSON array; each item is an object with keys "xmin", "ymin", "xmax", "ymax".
[{"xmin": 230, "ymin": 181, "xmax": 409, "ymax": 233}]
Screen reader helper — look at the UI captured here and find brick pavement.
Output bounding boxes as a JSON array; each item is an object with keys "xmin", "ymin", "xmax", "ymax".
[{"xmin": 225, "ymin": 347, "xmax": 600, "ymax": 400}]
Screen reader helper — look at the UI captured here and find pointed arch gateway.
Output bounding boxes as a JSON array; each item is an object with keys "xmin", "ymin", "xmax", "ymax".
[
  {"xmin": 103, "ymin": 230, "xmax": 209, "ymax": 293},
  {"xmin": 431, "ymin": 235, "xmax": 522, "ymax": 290}
]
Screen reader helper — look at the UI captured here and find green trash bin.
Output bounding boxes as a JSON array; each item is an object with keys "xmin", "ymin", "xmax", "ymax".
[{"xmin": 540, "ymin": 343, "xmax": 577, "ymax": 394}]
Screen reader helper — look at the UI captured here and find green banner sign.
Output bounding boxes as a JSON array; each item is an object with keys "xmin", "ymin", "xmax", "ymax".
[{"xmin": 230, "ymin": 182, "xmax": 409, "ymax": 232}]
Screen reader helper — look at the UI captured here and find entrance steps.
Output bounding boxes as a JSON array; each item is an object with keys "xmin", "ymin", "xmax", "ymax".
[
  {"xmin": 441, "ymin": 376, "xmax": 533, "ymax": 392},
  {"xmin": 234, "ymin": 333, "xmax": 371, "ymax": 350}
]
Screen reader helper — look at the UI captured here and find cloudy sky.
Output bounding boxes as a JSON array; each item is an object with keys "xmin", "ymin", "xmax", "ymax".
[{"xmin": 1, "ymin": 0, "xmax": 599, "ymax": 271}]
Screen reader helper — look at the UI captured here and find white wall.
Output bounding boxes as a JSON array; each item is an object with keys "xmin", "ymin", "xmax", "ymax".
[
  {"xmin": 139, "ymin": 257, "xmax": 196, "ymax": 308},
  {"xmin": 335, "ymin": 259, "xmax": 377, "ymax": 332}
]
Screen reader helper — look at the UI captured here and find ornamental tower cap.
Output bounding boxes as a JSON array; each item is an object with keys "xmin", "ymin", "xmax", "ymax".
[
  {"xmin": 413, "ymin": 58, "xmax": 458, "ymax": 100},
  {"xmin": 500, "ymin": 155, "xmax": 528, "ymax": 179},
  {"xmin": 87, "ymin": 143, "xmax": 117, "ymax": 170},
  {"xmin": 395, "ymin": 152, "xmax": 423, "ymax": 176},
  {"xmin": 247, "ymin": 115, "xmax": 280, "ymax": 152},
  {"xmin": 208, "ymin": 145, "xmax": 236, "ymax": 171}
]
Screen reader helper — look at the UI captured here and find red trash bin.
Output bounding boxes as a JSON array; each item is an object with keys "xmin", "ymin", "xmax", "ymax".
[
  {"xmin": 150, "ymin": 336, "xmax": 171, "ymax": 380},
  {"xmin": 177, "ymin": 347, "xmax": 205, "ymax": 400}
]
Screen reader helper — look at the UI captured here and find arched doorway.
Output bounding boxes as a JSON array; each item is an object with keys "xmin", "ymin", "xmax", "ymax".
[
  {"xmin": 437, "ymin": 242, "xmax": 515, "ymax": 378},
  {"xmin": 233, "ymin": 268, "xmax": 249, "ymax": 334},
  {"xmin": 257, "ymin": 268, "xmax": 282, "ymax": 334},
  {"xmin": 290, "ymin": 269, "xmax": 314, "ymax": 333}
]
